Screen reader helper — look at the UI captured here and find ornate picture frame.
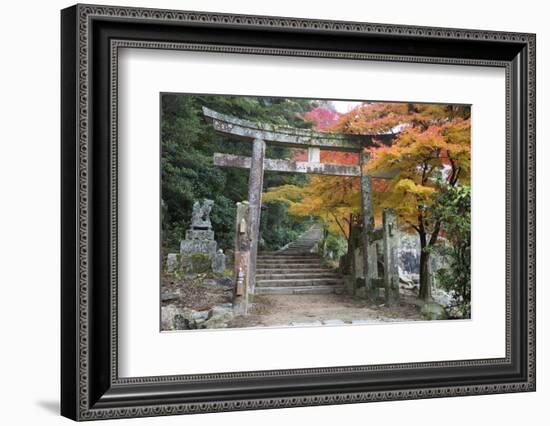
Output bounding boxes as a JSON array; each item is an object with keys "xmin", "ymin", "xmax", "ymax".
[{"xmin": 61, "ymin": 4, "xmax": 535, "ymax": 421}]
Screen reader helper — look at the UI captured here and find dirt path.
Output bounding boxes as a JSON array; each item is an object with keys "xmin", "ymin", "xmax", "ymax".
[{"xmin": 229, "ymin": 292, "xmax": 422, "ymax": 328}]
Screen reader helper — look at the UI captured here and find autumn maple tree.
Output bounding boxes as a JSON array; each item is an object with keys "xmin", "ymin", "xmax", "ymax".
[
  {"xmin": 336, "ymin": 102, "xmax": 471, "ymax": 300},
  {"xmin": 265, "ymin": 102, "xmax": 471, "ymax": 301}
]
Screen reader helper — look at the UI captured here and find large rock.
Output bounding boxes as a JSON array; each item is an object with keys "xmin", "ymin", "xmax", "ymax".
[
  {"xmin": 162, "ymin": 306, "xmax": 207, "ymax": 330},
  {"xmin": 162, "ymin": 304, "xmax": 234, "ymax": 331},
  {"xmin": 432, "ymin": 288, "xmax": 453, "ymax": 307},
  {"xmin": 398, "ymin": 266, "xmax": 416, "ymax": 288},
  {"xmin": 161, "ymin": 304, "xmax": 183, "ymax": 330},
  {"xmin": 192, "ymin": 310, "xmax": 209, "ymax": 321},
  {"xmin": 207, "ymin": 305, "xmax": 233, "ymax": 320},
  {"xmin": 202, "ymin": 305, "xmax": 234, "ymax": 329},
  {"xmin": 421, "ymin": 302, "xmax": 447, "ymax": 321},
  {"xmin": 173, "ymin": 314, "xmax": 189, "ymax": 330}
]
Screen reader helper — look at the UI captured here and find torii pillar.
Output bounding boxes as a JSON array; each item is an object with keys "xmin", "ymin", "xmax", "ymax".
[
  {"xmin": 360, "ymin": 152, "xmax": 378, "ymax": 300},
  {"xmin": 246, "ymin": 138, "xmax": 266, "ymax": 300}
]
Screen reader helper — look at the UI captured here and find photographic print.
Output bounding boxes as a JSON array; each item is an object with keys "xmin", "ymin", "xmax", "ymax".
[
  {"xmin": 160, "ymin": 94, "xmax": 471, "ymax": 331},
  {"xmin": 61, "ymin": 7, "xmax": 535, "ymax": 418}
]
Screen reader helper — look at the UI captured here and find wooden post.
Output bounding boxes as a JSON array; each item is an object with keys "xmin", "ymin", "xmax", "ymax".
[
  {"xmin": 246, "ymin": 138, "xmax": 266, "ymax": 301},
  {"xmin": 383, "ymin": 208, "xmax": 400, "ymax": 306},
  {"xmin": 233, "ymin": 202, "xmax": 250, "ymax": 315},
  {"xmin": 360, "ymin": 152, "xmax": 377, "ymax": 300}
]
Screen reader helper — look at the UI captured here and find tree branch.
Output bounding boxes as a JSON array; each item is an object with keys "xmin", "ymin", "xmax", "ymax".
[
  {"xmin": 331, "ymin": 213, "xmax": 347, "ymax": 238},
  {"xmin": 429, "ymin": 219, "xmax": 442, "ymax": 246}
]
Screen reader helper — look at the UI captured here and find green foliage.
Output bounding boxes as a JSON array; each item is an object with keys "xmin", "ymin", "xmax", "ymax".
[
  {"xmin": 190, "ymin": 253, "xmax": 211, "ymax": 274},
  {"xmin": 161, "ymin": 95, "xmax": 313, "ymax": 252},
  {"xmin": 430, "ymin": 184, "xmax": 471, "ymax": 311},
  {"xmin": 323, "ymin": 232, "xmax": 348, "ymax": 260},
  {"xmin": 260, "ymin": 201, "xmax": 309, "ymax": 250},
  {"xmin": 456, "ymin": 302, "xmax": 471, "ymax": 318}
]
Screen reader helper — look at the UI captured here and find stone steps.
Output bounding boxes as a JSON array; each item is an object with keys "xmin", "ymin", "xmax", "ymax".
[
  {"xmin": 256, "ymin": 272, "xmax": 340, "ymax": 280},
  {"xmin": 255, "ymin": 268, "xmax": 331, "ymax": 274},
  {"xmin": 255, "ymin": 285, "xmax": 345, "ymax": 295},
  {"xmin": 257, "ymin": 259, "xmax": 320, "ymax": 263},
  {"xmin": 254, "ymin": 224, "xmax": 342, "ymax": 295},
  {"xmin": 256, "ymin": 278, "xmax": 344, "ymax": 287},
  {"xmin": 257, "ymin": 260, "xmax": 325, "ymax": 266},
  {"xmin": 258, "ymin": 254, "xmax": 321, "ymax": 259},
  {"xmin": 285, "ymin": 243, "xmax": 317, "ymax": 247},
  {"xmin": 257, "ymin": 255, "xmax": 319, "ymax": 259},
  {"xmin": 256, "ymin": 262, "xmax": 328, "ymax": 273},
  {"xmin": 257, "ymin": 260, "xmax": 328, "ymax": 265}
]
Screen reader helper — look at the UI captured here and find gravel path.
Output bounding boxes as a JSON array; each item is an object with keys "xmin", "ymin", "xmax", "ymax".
[{"xmin": 229, "ymin": 292, "xmax": 422, "ymax": 328}]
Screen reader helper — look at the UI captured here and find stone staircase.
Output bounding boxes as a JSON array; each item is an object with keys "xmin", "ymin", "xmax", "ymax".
[
  {"xmin": 255, "ymin": 225, "xmax": 345, "ymax": 295},
  {"xmin": 274, "ymin": 223, "xmax": 321, "ymax": 255}
]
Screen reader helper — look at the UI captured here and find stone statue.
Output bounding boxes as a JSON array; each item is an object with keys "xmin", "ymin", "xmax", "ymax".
[
  {"xmin": 191, "ymin": 199, "xmax": 214, "ymax": 230},
  {"xmin": 178, "ymin": 199, "xmax": 219, "ymax": 273}
]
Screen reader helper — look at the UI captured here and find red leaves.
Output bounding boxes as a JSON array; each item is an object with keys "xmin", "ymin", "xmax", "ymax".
[{"xmin": 303, "ymin": 107, "xmax": 340, "ymax": 130}]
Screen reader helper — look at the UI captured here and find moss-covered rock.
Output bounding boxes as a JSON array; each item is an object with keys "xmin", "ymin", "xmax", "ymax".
[
  {"xmin": 202, "ymin": 305, "xmax": 234, "ymax": 329},
  {"xmin": 421, "ymin": 302, "xmax": 447, "ymax": 321}
]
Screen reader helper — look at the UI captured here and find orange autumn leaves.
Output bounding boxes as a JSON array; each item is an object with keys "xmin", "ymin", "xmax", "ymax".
[
  {"xmin": 263, "ymin": 176, "xmax": 362, "ymax": 237},
  {"xmin": 263, "ymin": 102, "xmax": 471, "ymax": 237}
]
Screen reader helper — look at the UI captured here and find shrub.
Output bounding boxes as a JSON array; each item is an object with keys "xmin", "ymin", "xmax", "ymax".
[
  {"xmin": 323, "ymin": 233, "xmax": 348, "ymax": 260},
  {"xmin": 190, "ymin": 253, "xmax": 211, "ymax": 273}
]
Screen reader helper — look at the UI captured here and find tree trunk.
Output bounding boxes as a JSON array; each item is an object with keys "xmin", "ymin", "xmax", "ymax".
[
  {"xmin": 418, "ymin": 235, "xmax": 432, "ymax": 301},
  {"xmin": 340, "ymin": 223, "xmax": 356, "ymax": 275},
  {"xmin": 419, "ymin": 249, "xmax": 432, "ymax": 301}
]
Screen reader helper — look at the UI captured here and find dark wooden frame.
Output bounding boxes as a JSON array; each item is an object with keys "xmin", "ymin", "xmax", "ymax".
[{"xmin": 61, "ymin": 3, "xmax": 536, "ymax": 421}]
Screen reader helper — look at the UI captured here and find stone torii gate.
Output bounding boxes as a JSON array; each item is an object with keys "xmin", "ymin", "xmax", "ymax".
[{"xmin": 202, "ymin": 106, "xmax": 398, "ymax": 314}]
